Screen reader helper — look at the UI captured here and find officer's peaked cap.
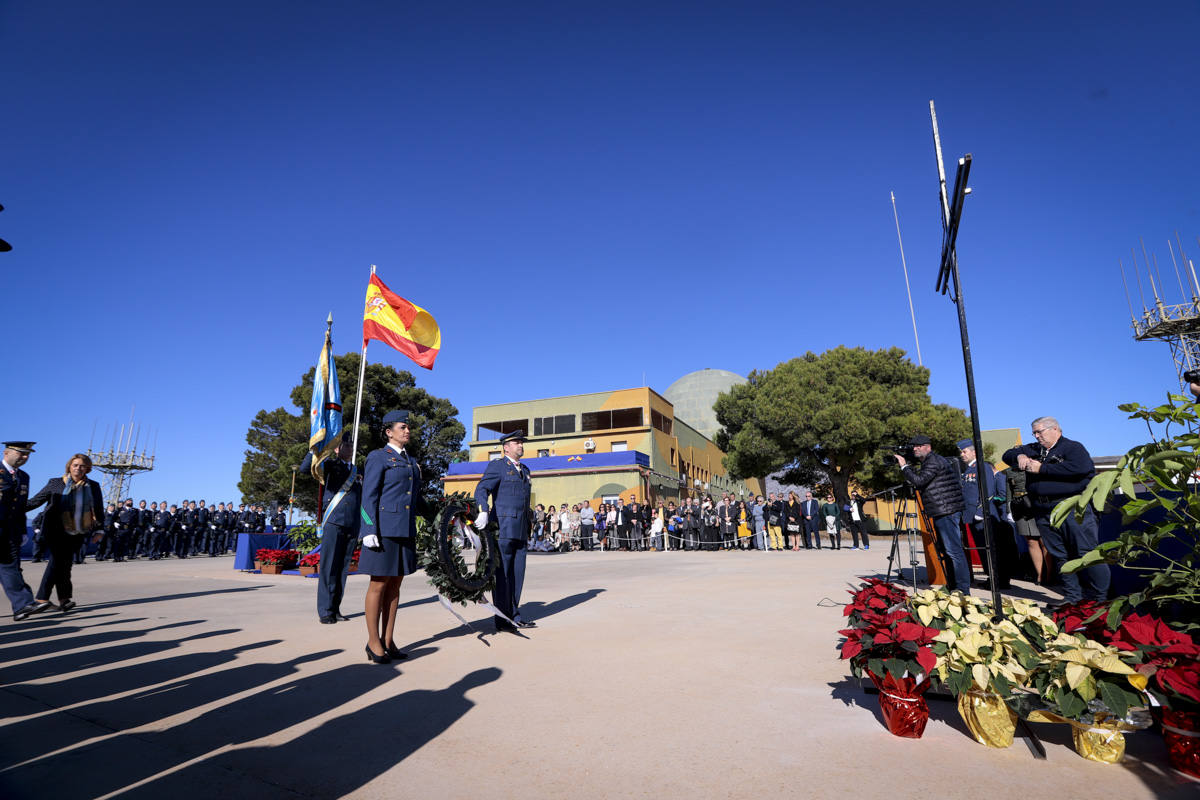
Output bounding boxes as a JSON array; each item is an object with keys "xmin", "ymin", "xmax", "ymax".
[
  {"xmin": 382, "ymin": 410, "xmax": 409, "ymax": 426},
  {"xmin": 500, "ymin": 430, "xmax": 526, "ymax": 443}
]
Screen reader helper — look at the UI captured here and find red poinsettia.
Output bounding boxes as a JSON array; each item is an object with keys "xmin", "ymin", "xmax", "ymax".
[
  {"xmin": 1107, "ymin": 612, "xmax": 1200, "ymax": 710},
  {"xmin": 1051, "ymin": 600, "xmax": 1113, "ymax": 643},
  {"xmin": 299, "ymin": 552, "xmax": 321, "ymax": 568},
  {"xmin": 838, "ymin": 581, "xmax": 938, "ymax": 679},
  {"xmin": 256, "ymin": 548, "xmax": 300, "ymax": 567}
]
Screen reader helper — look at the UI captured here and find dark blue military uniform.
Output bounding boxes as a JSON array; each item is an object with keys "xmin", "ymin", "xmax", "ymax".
[
  {"xmin": 302, "ymin": 449, "xmax": 362, "ymax": 620},
  {"xmin": 0, "ymin": 444, "xmax": 36, "ymax": 616},
  {"xmin": 358, "ymin": 442, "xmax": 421, "ymax": 577},
  {"xmin": 473, "ymin": 432, "xmax": 532, "ymax": 626}
]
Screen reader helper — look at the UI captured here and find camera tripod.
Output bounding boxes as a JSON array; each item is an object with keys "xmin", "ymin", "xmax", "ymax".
[{"xmin": 873, "ymin": 484, "xmax": 925, "ymax": 589}]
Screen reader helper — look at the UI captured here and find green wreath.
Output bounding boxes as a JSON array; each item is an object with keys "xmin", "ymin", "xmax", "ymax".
[{"xmin": 418, "ymin": 492, "xmax": 499, "ymax": 605}]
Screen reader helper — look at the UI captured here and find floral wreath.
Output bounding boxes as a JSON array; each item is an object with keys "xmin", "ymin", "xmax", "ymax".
[{"xmin": 418, "ymin": 492, "xmax": 499, "ymax": 606}]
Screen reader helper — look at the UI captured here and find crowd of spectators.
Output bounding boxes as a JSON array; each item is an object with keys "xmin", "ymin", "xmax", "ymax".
[{"xmin": 526, "ymin": 491, "xmax": 869, "ymax": 553}]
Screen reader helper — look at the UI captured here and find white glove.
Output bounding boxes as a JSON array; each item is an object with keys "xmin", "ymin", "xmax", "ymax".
[
  {"xmin": 362, "ymin": 534, "xmax": 382, "ymax": 550},
  {"xmin": 474, "ymin": 512, "xmax": 488, "ymax": 529}
]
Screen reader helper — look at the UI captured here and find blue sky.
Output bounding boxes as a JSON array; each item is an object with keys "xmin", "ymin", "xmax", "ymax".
[{"xmin": 3, "ymin": 1, "xmax": 1197, "ymax": 501}]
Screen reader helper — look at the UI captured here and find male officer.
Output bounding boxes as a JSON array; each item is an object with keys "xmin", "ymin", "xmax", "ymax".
[
  {"xmin": 223, "ymin": 502, "xmax": 238, "ymax": 552},
  {"xmin": 115, "ymin": 499, "xmax": 138, "ymax": 562},
  {"xmin": 801, "ymin": 491, "xmax": 822, "ymax": 550},
  {"xmin": 179, "ymin": 501, "xmax": 197, "ymax": 558},
  {"xmin": 474, "ymin": 430, "xmax": 535, "ymax": 633},
  {"xmin": 1, "ymin": 441, "xmax": 40, "ymax": 620},
  {"xmin": 958, "ymin": 439, "xmax": 1017, "ymax": 590},
  {"xmin": 135, "ymin": 501, "xmax": 154, "ymax": 558},
  {"xmin": 301, "ymin": 433, "xmax": 361, "ymax": 624},
  {"xmin": 195, "ymin": 500, "xmax": 210, "ymax": 555},
  {"xmin": 237, "ymin": 503, "xmax": 251, "ymax": 539},
  {"xmin": 31, "ymin": 510, "xmax": 46, "ymax": 562},
  {"xmin": 150, "ymin": 502, "xmax": 172, "ymax": 559},
  {"xmin": 209, "ymin": 503, "xmax": 227, "ymax": 556},
  {"xmin": 270, "ymin": 505, "xmax": 287, "ymax": 533}
]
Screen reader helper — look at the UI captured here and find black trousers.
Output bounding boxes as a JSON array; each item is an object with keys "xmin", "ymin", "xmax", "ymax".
[
  {"xmin": 580, "ymin": 523, "xmax": 594, "ymax": 551},
  {"xmin": 970, "ymin": 519, "xmax": 1020, "ymax": 587},
  {"xmin": 37, "ymin": 531, "xmax": 78, "ymax": 602},
  {"xmin": 804, "ymin": 518, "xmax": 821, "ymax": 549}
]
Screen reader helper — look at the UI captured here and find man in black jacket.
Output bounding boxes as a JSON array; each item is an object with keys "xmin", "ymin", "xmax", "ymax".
[
  {"xmin": 1002, "ymin": 417, "xmax": 1108, "ymax": 605},
  {"xmin": 115, "ymin": 499, "xmax": 139, "ymax": 562},
  {"xmin": 895, "ymin": 435, "xmax": 970, "ymax": 591}
]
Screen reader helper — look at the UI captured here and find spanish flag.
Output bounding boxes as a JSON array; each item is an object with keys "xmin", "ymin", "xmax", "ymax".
[{"xmin": 362, "ymin": 273, "xmax": 441, "ymax": 369}]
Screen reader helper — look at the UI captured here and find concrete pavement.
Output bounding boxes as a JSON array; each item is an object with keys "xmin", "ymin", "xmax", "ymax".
[{"xmin": 1, "ymin": 547, "xmax": 1195, "ymax": 799}]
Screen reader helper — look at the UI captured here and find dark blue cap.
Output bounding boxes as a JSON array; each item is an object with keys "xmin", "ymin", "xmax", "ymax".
[
  {"xmin": 382, "ymin": 410, "xmax": 409, "ymax": 426},
  {"xmin": 500, "ymin": 429, "xmax": 526, "ymax": 443},
  {"xmin": 957, "ymin": 439, "xmax": 974, "ymax": 450}
]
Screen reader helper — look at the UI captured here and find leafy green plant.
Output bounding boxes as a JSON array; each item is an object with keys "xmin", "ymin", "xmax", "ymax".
[
  {"xmin": 288, "ymin": 520, "xmax": 321, "ymax": 553},
  {"xmin": 1052, "ymin": 394, "xmax": 1200, "ymax": 632}
]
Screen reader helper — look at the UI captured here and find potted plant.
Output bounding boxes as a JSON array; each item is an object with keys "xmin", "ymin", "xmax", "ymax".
[
  {"xmin": 839, "ymin": 581, "xmax": 940, "ymax": 738},
  {"xmin": 1015, "ymin": 632, "xmax": 1151, "ymax": 763},
  {"xmin": 1052, "ymin": 395, "xmax": 1200, "ymax": 635},
  {"xmin": 298, "ymin": 551, "xmax": 320, "ymax": 577},
  {"xmin": 1110, "ymin": 612, "xmax": 1200, "ymax": 778},
  {"xmin": 256, "ymin": 548, "xmax": 299, "ymax": 574}
]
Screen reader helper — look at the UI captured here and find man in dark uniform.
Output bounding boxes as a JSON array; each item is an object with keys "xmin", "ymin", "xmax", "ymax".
[
  {"xmin": 115, "ymin": 499, "xmax": 138, "ymax": 562},
  {"xmin": 1, "ymin": 441, "xmax": 39, "ymax": 620},
  {"xmin": 148, "ymin": 502, "xmax": 170, "ymax": 559},
  {"xmin": 474, "ymin": 430, "xmax": 535, "ymax": 633},
  {"xmin": 195, "ymin": 500, "xmax": 210, "ymax": 556},
  {"xmin": 300, "ymin": 433, "xmax": 361, "ymax": 624},
  {"xmin": 164, "ymin": 503, "xmax": 181, "ymax": 557},
  {"xmin": 270, "ymin": 505, "xmax": 287, "ymax": 533},
  {"xmin": 209, "ymin": 503, "xmax": 227, "ymax": 556},
  {"xmin": 131, "ymin": 496, "xmax": 151, "ymax": 561},
  {"xmin": 178, "ymin": 501, "xmax": 197, "ymax": 558},
  {"xmin": 31, "ymin": 510, "xmax": 46, "ymax": 562},
  {"xmin": 223, "ymin": 502, "xmax": 238, "ymax": 552},
  {"xmin": 958, "ymin": 439, "xmax": 1018, "ymax": 590}
]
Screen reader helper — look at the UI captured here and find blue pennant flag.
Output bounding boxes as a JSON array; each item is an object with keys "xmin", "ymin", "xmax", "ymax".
[{"xmin": 308, "ymin": 327, "xmax": 343, "ymax": 483}]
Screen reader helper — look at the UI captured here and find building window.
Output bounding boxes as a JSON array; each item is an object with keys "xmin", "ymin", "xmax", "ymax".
[
  {"xmin": 651, "ymin": 409, "xmax": 672, "ymax": 435},
  {"xmin": 581, "ymin": 407, "xmax": 644, "ymax": 431},
  {"xmin": 537, "ymin": 449, "xmax": 550, "ymax": 458},
  {"xmin": 611, "ymin": 441, "xmax": 628, "ymax": 452},
  {"xmin": 477, "ymin": 419, "xmax": 527, "ymax": 440},
  {"xmin": 670, "ymin": 447, "xmax": 675, "ymax": 465},
  {"xmin": 488, "ymin": 451, "xmax": 502, "ymax": 460},
  {"xmin": 533, "ymin": 414, "xmax": 576, "ymax": 436}
]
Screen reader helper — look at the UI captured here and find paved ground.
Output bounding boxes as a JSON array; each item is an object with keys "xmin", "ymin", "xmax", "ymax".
[{"xmin": 1, "ymin": 547, "xmax": 1196, "ymax": 799}]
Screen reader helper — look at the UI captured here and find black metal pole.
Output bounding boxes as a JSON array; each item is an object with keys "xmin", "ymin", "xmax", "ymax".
[{"xmin": 942, "ymin": 154, "xmax": 1002, "ymax": 616}]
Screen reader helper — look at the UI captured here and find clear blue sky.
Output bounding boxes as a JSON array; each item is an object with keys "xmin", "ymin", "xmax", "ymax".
[{"xmin": 3, "ymin": 1, "xmax": 1197, "ymax": 502}]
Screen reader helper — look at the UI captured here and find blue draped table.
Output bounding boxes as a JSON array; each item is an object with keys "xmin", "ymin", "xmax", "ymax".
[{"xmin": 234, "ymin": 532, "xmax": 292, "ymax": 570}]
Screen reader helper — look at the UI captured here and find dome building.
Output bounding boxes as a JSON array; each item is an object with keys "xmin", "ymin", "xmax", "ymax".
[{"xmin": 663, "ymin": 369, "xmax": 747, "ymax": 441}]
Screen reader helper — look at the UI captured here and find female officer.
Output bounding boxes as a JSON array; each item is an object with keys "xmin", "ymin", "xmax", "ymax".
[{"xmin": 358, "ymin": 410, "xmax": 424, "ymax": 664}]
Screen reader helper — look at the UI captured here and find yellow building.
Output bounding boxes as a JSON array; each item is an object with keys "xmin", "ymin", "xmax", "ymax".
[{"xmin": 443, "ymin": 387, "xmax": 762, "ymax": 508}]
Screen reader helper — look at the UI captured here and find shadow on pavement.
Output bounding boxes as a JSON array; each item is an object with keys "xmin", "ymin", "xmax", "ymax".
[
  {"xmin": 124, "ymin": 667, "xmax": 504, "ymax": 799},
  {"xmin": 0, "ymin": 614, "xmax": 128, "ymax": 646},
  {"xmin": 519, "ymin": 587, "xmax": 606, "ymax": 621},
  {"xmin": 0, "ymin": 625, "xmax": 233, "ymax": 685},
  {"xmin": 78, "ymin": 585, "xmax": 274, "ymax": 612}
]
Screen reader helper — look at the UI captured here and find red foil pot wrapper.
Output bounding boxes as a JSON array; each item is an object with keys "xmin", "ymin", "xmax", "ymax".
[
  {"xmin": 1162, "ymin": 709, "xmax": 1200, "ymax": 780},
  {"xmin": 869, "ymin": 671, "xmax": 932, "ymax": 739}
]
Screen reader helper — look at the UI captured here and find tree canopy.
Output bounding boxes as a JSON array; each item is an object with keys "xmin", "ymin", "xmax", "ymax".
[
  {"xmin": 238, "ymin": 352, "xmax": 466, "ymax": 514},
  {"xmin": 714, "ymin": 346, "xmax": 974, "ymax": 505}
]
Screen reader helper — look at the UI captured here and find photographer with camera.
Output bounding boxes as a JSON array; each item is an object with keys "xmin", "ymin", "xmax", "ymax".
[{"xmin": 893, "ymin": 435, "xmax": 970, "ymax": 591}]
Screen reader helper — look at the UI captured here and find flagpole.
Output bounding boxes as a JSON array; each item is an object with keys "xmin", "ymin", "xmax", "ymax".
[
  {"xmin": 350, "ymin": 264, "xmax": 375, "ymax": 461},
  {"xmin": 316, "ymin": 313, "xmax": 333, "ymax": 525}
]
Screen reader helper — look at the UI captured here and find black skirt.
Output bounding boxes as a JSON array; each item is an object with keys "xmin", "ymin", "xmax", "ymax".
[{"xmin": 357, "ymin": 535, "xmax": 418, "ymax": 577}]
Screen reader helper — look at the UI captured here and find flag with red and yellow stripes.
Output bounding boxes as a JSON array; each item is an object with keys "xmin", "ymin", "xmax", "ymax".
[{"xmin": 362, "ymin": 273, "xmax": 441, "ymax": 369}]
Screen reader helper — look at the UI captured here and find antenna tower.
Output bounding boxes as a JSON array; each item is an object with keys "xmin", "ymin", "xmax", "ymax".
[
  {"xmin": 86, "ymin": 407, "xmax": 156, "ymax": 505},
  {"xmin": 1123, "ymin": 233, "xmax": 1200, "ymax": 387}
]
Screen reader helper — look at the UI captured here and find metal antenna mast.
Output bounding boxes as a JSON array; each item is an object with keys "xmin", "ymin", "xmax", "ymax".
[
  {"xmin": 87, "ymin": 407, "xmax": 156, "ymax": 505},
  {"xmin": 891, "ymin": 191, "xmax": 923, "ymax": 366},
  {"xmin": 1128, "ymin": 234, "xmax": 1200, "ymax": 388}
]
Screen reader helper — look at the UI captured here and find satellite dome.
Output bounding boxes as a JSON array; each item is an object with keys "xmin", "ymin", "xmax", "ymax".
[{"xmin": 663, "ymin": 369, "xmax": 747, "ymax": 440}]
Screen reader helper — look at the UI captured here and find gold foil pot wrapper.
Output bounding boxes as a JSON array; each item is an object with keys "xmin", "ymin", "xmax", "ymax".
[
  {"xmin": 957, "ymin": 690, "xmax": 1016, "ymax": 748},
  {"xmin": 1027, "ymin": 710, "xmax": 1131, "ymax": 764},
  {"xmin": 1070, "ymin": 722, "xmax": 1126, "ymax": 764}
]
